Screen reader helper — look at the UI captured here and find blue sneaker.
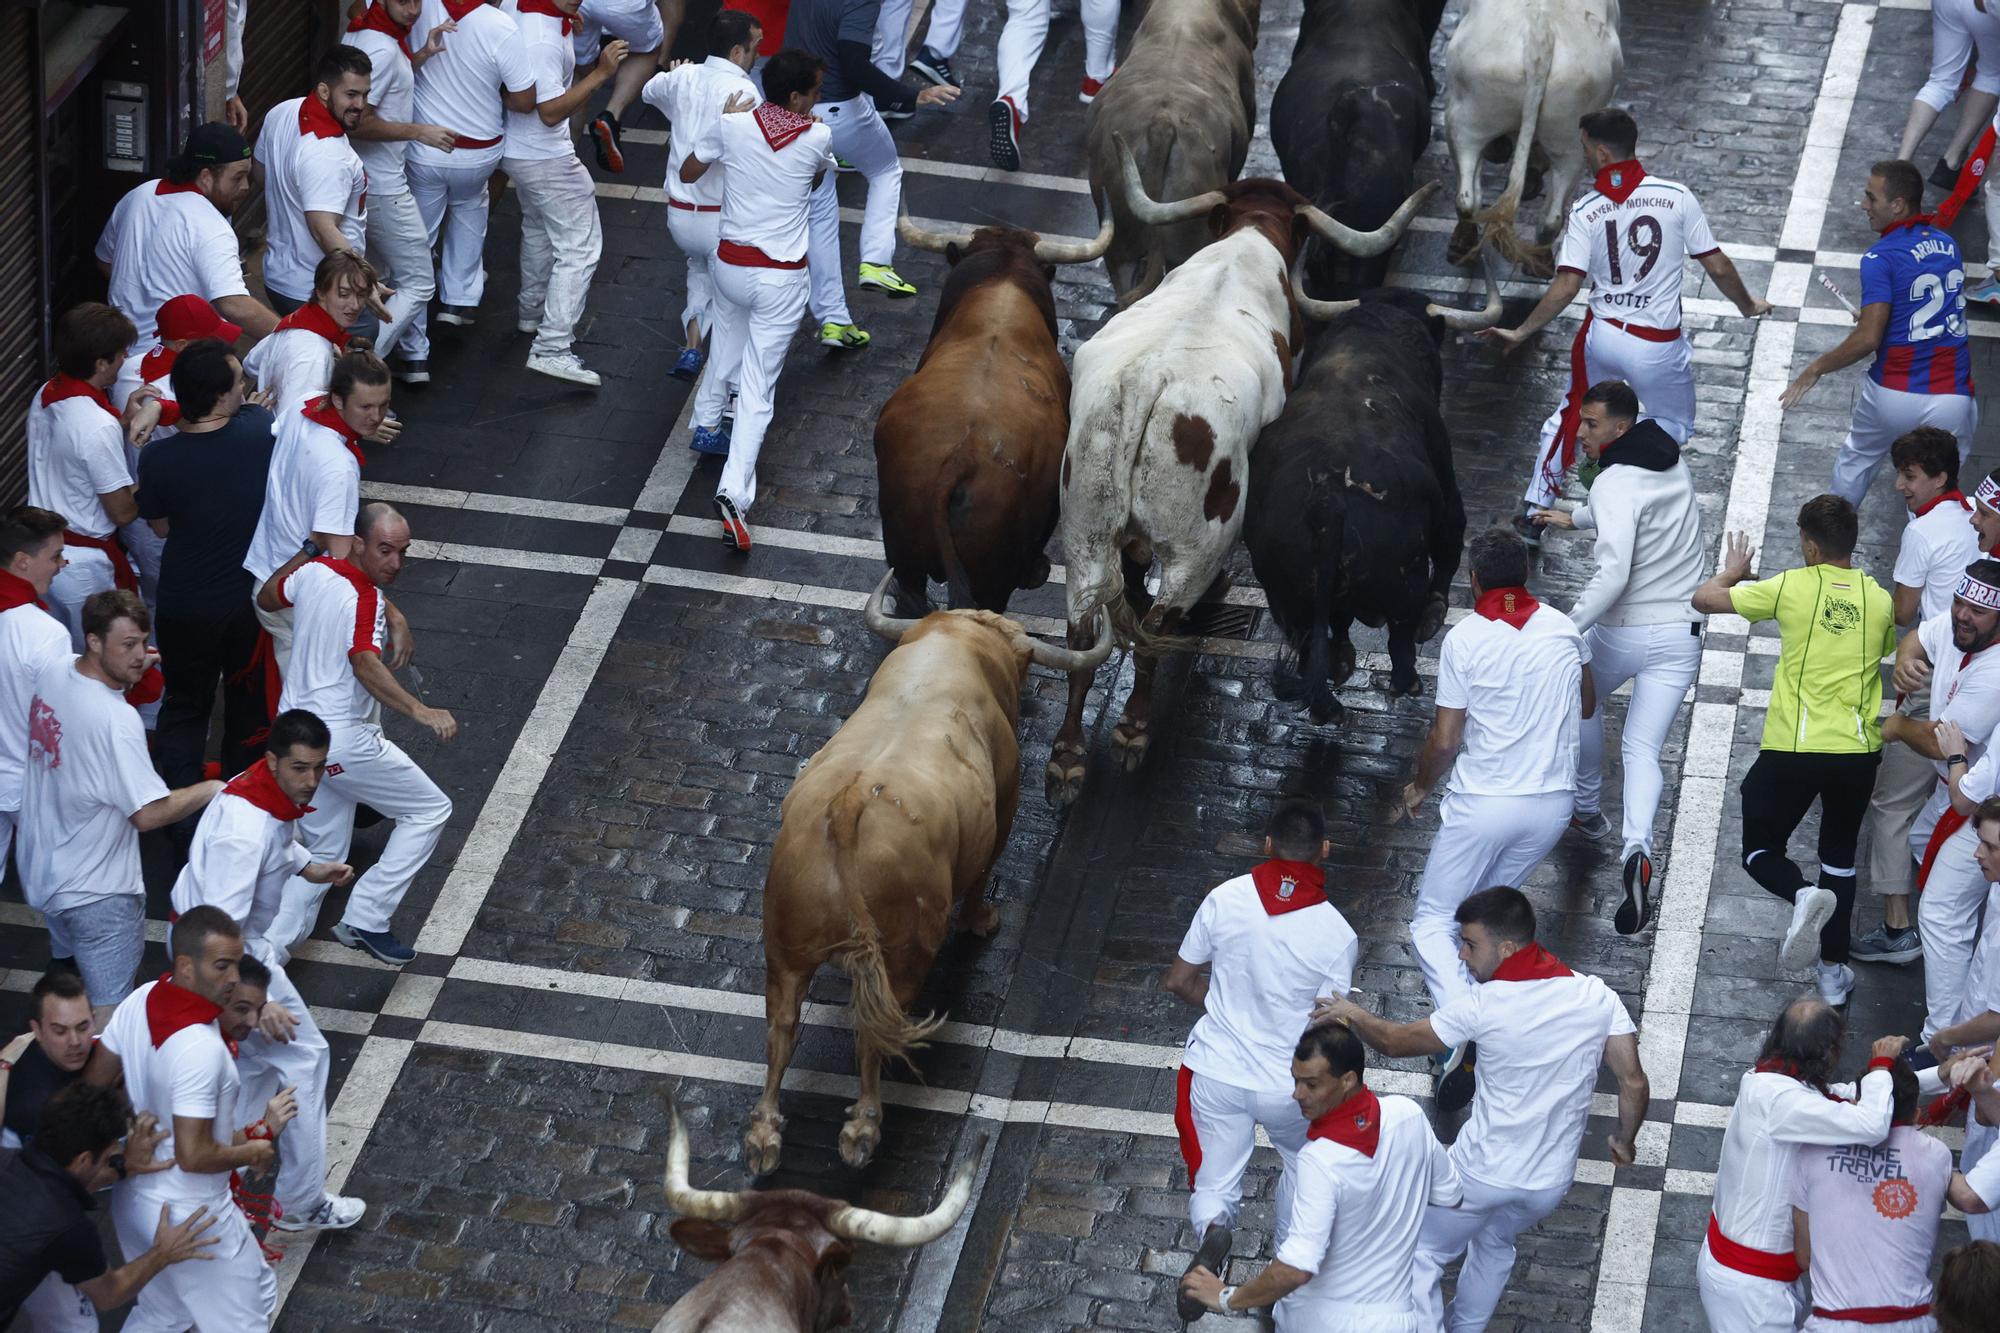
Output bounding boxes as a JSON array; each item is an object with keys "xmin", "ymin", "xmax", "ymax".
[
  {"xmin": 671, "ymin": 346, "xmax": 704, "ymax": 381},
  {"xmin": 1966, "ymin": 277, "xmax": 2000, "ymax": 306},
  {"xmin": 690, "ymin": 424, "xmax": 731, "ymax": 455},
  {"xmin": 331, "ymin": 922, "xmax": 415, "ymax": 966}
]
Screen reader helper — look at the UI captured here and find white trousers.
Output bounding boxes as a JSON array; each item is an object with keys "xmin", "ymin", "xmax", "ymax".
[
  {"xmin": 1179, "ymin": 1070, "xmax": 1308, "ymax": 1243},
  {"xmin": 1413, "ymin": 791, "xmax": 1571, "ymax": 1009},
  {"xmin": 695, "ymin": 261, "xmax": 810, "ymax": 515},
  {"xmin": 112, "ymin": 1191, "xmax": 275, "ymax": 1333},
  {"xmin": 364, "ymin": 187, "xmax": 435, "ymax": 361},
  {"xmin": 46, "ymin": 546, "xmax": 116, "ymax": 650},
  {"xmin": 1525, "ymin": 318, "xmax": 1695, "ymax": 508},
  {"xmin": 1575, "ymin": 621, "xmax": 1701, "ymax": 859},
  {"xmin": 0, "ymin": 808, "xmax": 13, "ymax": 879},
  {"xmin": 873, "ymin": 0, "xmax": 917, "ymax": 77},
  {"xmin": 813, "ymin": 96, "xmax": 902, "ymax": 271},
  {"xmin": 667, "ymin": 205, "xmax": 720, "ymax": 337},
  {"xmin": 1830, "ymin": 380, "xmax": 1977, "ymax": 507},
  {"xmin": 507, "ymin": 152, "xmax": 603, "ymax": 358},
  {"xmin": 408, "ymin": 149, "xmax": 501, "ymax": 327},
  {"xmin": 234, "ymin": 947, "xmax": 332, "ymax": 1218},
  {"xmin": 1966, "ymin": 1118, "xmax": 2000, "ymax": 1243},
  {"xmin": 269, "ymin": 723, "xmax": 452, "ymax": 955},
  {"xmin": 916, "ymin": 0, "xmax": 972, "ymax": 58},
  {"xmin": 20, "ymin": 1269, "xmax": 96, "ymax": 1332},
  {"xmin": 1917, "ymin": 820, "xmax": 1989, "ymax": 1038},
  {"xmin": 1413, "ymin": 1173, "xmax": 1570, "ymax": 1332},
  {"xmin": 1695, "ymin": 1241, "xmax": 1804, "ymax": 1333},
  {"xmin": 995, "ymin": 0, "xmax": 1120, "ymax": 121},
  {"xmin": 1919, "ymin": 0, "xmax": 2000, "ymax": 110}
]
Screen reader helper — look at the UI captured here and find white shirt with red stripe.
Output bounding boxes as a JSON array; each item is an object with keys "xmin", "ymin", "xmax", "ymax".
[
  {"xmin": 1894, "ymin": 494, "xmax": 1982, "ymax": 624},
  {"xmin": 1788, "ymin": 1126, "xmax": 1950, "ymax": 1325},
  {"xmin": 255, "ymin": 96, "xmax": 368, "ymax": 302},
  {"xmin": 243, "ymin": 400, "xmax": 365, "ymax": 585},
  {"xmin": 409, "ymin": 0, "xmax": 534, "ymax": 166},
  {"xmin": 500, "ymin": 4, "xmax": 577, "ymax": 161},
  {"xmin": 1555, "ymin": 163, "xmax": 1720, "ymax": 332},
  {"xmin": 1435, "ymin": 592, "xmax": 1590, "ymax": 798},
  {"xmin": 0, "ymin": 594, "xmax": 75, "ymax": 816},
  {"xmin": 94, "ymin": 179, "xmax": 251, "ymax": 345},
  {"xmin": 99, "ymin": 981, "xmax": 240, "ymax": 1209},
  {"xmin": 1919, "ymin": 611, "xmax": 2000, "ymax": 774},
  {"xmin": 642, "ymin": 56, "xmax": 760, "ymax": 209},
  {"xmin": 242, "ymin": 304, "xmax": 348, "ymax": 419},
  {"xmin": 1426, "ymin": 945, "xmax": 1636, "ymax": 1192},
  {"xmin": 169, "ymin": 765, "xmax": 315, "ymax": 946},
  {"xmin": 277, "ymin": 557, "xmax": 385, "ymax": 728},
  {"xmin": 696, "ymin": 103, "xmax": 836, "ymax": 267},
  {"xmin": 348, "ymin": 22, "xmax": 418, "ymax": 197},
  {"xmin": 26, "ymin": 377, "xmax": 131, "ymax": 540},
  {"xmin": 1176, "ymin": 864, "xmax": 1358, "ymax": 1095}
]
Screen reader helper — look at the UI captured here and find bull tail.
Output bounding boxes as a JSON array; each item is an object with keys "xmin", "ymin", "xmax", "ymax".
[
  {"xmin": 1475, "ymin": 1, "xmax": 1555, "ymax": 269},
  {"xmin": 826, "ymin": 782, "xmax": 944, "ymax": 1074},
  {"xmin": 934, "ymin": 471, "xmax": 978, "ymax": 611}
]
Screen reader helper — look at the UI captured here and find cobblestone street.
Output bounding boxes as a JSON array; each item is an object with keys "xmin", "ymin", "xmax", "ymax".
[{"xmin": 3, "ymin": 0, "xmax": 1992, "ymax": 1328}]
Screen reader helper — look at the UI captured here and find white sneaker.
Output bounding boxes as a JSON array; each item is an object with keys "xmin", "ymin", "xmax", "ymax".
[
  {"xmin": 1781, "ymin": 886, "xmax": 1837, "ymax": 972},
  {"xmin": 526, "ymin": 351, "xmax": 602, "ymax": 387},
  {"xmin": 517, "ymin": 317, "xmax": 541, "ymax": 333},
  {"xmin": 271, "ymin": 1193, "xmax": 366, "ymax": 1232},
  {"xmin": 1815, "ymin": 961, "xmax": 1855, "ymax": 1007}
]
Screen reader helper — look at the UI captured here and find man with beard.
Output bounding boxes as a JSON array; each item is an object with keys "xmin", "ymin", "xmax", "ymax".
[{"xmin": 255, "ymin": 47, "xmax": 383, "ymax": 317}]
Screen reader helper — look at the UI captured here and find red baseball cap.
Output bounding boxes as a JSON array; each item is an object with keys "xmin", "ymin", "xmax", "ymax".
[{"xmin": 155, "ymin": 294, "xmax": 243, "ymax": 344}]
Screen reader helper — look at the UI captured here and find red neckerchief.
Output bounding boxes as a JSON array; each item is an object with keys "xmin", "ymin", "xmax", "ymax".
[
  {"xmin": 443, "ymin": 0, "xmax": 486, "ymax": 18},
  {"xmin": 1474, "ymin": 585, "xmax": 1540, "ymax": 629},
  {"xmin": 273, "ymin": 301, "xmax": 349, "ymax": 351},
  {"xmin": 298, "ymin": 93, "xmax": 346, "ymax": 140},
  {"xmin": 1248, "ymin": 859, "xmax": 1327, "ymax": 916},
  {"xmin": 155, "ymin": 178, "xmax": 203, "ymax": 196},
  {"xmin": 347, "ymin": 1, "xmax": 413, "ymax": 56},
  {"xmin": 1879, "ymin": 214, "xmax": 1937, "ymax": 237},
  {"xmin": 1305, "ymin": 1085, "xmax": 1381, "ymax": 1158},
  {"xmin": 40, "ymin": 374, "xmax": 119, "ymax": 420},
  {"xmin": 1753, "ymin": 1057, "xmax": 1844, "ymax": 1104},
  {"xmin": 223, "ymin": 759, "xmax": 313, "ymax": 820},
  {"xmin": 1916, "ymin": 489, "xmax": 1971, "ymax": 517},
  {"xmin": 753, "ymin": 102, "xmax": 815, "ymax": 152},
  {"xmin": 517, "ymin": 0, "xmax": 574, "ymax": 34},
  {"xmin": 140, "ymin": 343, "xmax": 177, "ymax": 384},
  {"xmin": 1489, "ymin": 942, "xmax": 1574, "ymax": 981},
  {"xmin": 0, "ymin": 569, "xmax": 48, "ymax": 612},
  {"xmin": 146, "ymin": 976, "xmax": 231, "ymax": 1055},
  {"xmin": 1593, "ymin": 158, "xmax": 1647, "ymax": 205},
  {"xmin": 302, "ymin": 396, "xmax": 368, "ymax": 468}
]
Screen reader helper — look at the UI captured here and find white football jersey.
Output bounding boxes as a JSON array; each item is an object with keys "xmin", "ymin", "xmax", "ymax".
[{"xmin": 1556, "ymin": 171, "xmax": 1720, "ymax": 330}]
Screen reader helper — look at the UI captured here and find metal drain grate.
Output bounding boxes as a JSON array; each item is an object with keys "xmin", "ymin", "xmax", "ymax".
[{"xmin": 1181, "ymin": 602, "xmax": 1259, "ymax": 640}]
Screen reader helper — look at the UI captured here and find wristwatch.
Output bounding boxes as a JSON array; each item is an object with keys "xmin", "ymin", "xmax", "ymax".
[
  {"xmin": 299, "ymin": 537, "xmax": 323, "ymax": 559},
  {"xmin": 1949, "ymin": 754, "xmax": 1971, "ymax": 768},
  {"xmin": 1216, "ymin": 1285, "xmax": 1241, "ymax": 1317}
]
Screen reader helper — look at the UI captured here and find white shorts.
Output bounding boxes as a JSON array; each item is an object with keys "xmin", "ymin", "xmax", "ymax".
[{"xmin": 576, "ymin": 0, "xmax": 664, "ymax": 63}]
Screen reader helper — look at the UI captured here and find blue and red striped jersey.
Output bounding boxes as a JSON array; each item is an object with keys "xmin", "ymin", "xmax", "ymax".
[{"xmin": 1862, "ymin": 218, "xmax": 1975, "ymax": 396}]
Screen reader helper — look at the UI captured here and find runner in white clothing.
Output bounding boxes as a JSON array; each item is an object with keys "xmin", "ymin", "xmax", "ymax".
[
  {"xmin": 255, "ymin": 48, "xmax": 380, "ymax": 312},
  {"xmin": 1179, "ymin": 1022, "xmax": 1463, "ymax": 1329},
  {"xmin": 1160, "ymin": 799, "xmax": 1358, "ymax": 1322},
  {"xmin": 1919, "ymin": 728, "xmax": 2000, "ymax": 1038},
  {"xmin": 1699, "ymin": 1000, "xmax": 1906, "ymax": 1333},
  {"xmin": 980, "ymin": 0, "xmax": 1118, "ymax": 170},
  {"xmin": 1480, "ymin": 109, "xmax": 1770, "ymax": 534},
  {"xmin": 241, "ymin": 250, "xmax": 375, "ymax": 418},
  {"xmin": 168, "ymin": 708, "xmax": 365, "ymax": 1234},
  {"xmin": 0, "ymin": 509, "xmax": 76, "ymax": 874},
  {"xmin": 577, "ymin": 0, "xmax": 676, "ymax": 173},
  {"xmin": 1319, "ymin": 887, "xmax": 1649, "ymax": 1332},
  {"xmin": 1531, "ymin": 379, "xmax": 1706, "ymax": 933}
]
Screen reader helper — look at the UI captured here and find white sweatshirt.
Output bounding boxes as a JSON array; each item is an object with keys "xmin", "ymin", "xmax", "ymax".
[{"xmin": 1569, "ymin": 423, "xmax": 1707, "ymax": 634}]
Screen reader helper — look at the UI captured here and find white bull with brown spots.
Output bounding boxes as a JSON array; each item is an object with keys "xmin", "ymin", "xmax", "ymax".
[{"xmin": 1046, "ymin": 138, "xmax": 1433, "ymax": 805}]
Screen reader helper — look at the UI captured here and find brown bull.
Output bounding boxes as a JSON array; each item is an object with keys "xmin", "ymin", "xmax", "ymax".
[
  {"xmin": 658, "ymin": 1101, "xmax": 986, "ymax": 1332},
  {"xmin": 873, "ymin": 212, "xmax": 1114, "ymax": 616},
  {"xmin": 746, "ymin": 580, "xmax": 1111, "ymax": 1173}
]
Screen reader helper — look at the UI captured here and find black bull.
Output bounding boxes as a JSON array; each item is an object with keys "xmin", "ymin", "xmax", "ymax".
[{"xmin": 1244, "ymin": 291, "xmax": 1466, "ymax": 721}]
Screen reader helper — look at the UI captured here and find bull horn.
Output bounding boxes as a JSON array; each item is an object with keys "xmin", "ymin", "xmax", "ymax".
[
  {"xmin": 1299, "ymin": 180, "xmax": 1440, "ymax": 258},
  {"xmin": 1027, "ymin": 607, "xmax": 1116, "ymax": 673},
  {"xmin": 827, "ymin": 1132, "xmax": 989, "ymax": 1246},
  {"xmin": 1426, "ymin": 252, "xmax": 1505, "ymax": 330},
  {"xmin": 896, "ymin": 208, "xmax": 978, "ymax": 255},
  {"xmin": 1116, "ymin": 132, "xmax": 1227, "ymax": 225},
  {"xmin": 1291, "ymin": 257, "xmax": 1362, "ymax": 324},
  {"xmin": 1033, "ymin": 195, "xmax": 1115, "ymax": 264},
  {"xmin": 863, "ymin": 570, "xmax": 920, "ymax": 643},
  {"xmin": 662, "ymin": 1099, "xmax": 748, "ymax": 1224}
]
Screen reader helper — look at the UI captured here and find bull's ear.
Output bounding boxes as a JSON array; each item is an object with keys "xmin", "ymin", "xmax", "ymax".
[
  {"xmin": 946, "ymin": 242, "xmax": 964, "ymax": 265},
  {"xmin": 669, "ymin": 1218, "xmax": 734, "ymax": 1260},
  {"xmin": 1208, "ymin": 203, "xmax": 1229, "ymax": 238}
]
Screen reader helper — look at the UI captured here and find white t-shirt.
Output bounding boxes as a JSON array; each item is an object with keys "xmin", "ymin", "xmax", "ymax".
[
  {"xmin": 1436, "ymin": 602, "xmax": 1591, "ymax": 797},
  {"xmin": 241, "ymin": 321, "xmax": 342, "ymax": 420},
  {"xmin": 642, "ymin": 56, "xmax": 759, "ymax": 208},
  {"xmin": 100, "ymin": 982, "xmax": 240, "ymax": 1208},
  {"xmin": 19, "ymin": 656, "xmax": 168, "ymax": 914},
  {"xmin": 277, "ymin": 558, "xmax": 386, "ymax": 728},
  {"xmin": 1894, "ymin": 497, "xmax": 1982, "ymax": 624},
  {"xmin": 501, "ymin": 5, "xmax": 577, "ymax": 161},
  {"xmin": 94, "ymin": 180, "xmax": 250, "ymax": 345},
  {"xmin": 0, "ymin": 602, "xmax": 74, "ymax": 812},
  {"xmin": 255, "ymin": 97, "xmax": 369, "ymax": 302},
  {"xmin": 409, "ymin": 0, "xmax": 534, "ymax": 166},
  {"xmin": 1920, "ymin": 612, "xmax": 2000, "ymax": 769},
  {"xmin": 243, "ymin": 404, "xmax": 364, "ymax": 584},
  {"xmin": 169, "ymin": 784, "xmax": 313, "ymax": 945},
  {"xmin": 1428, "ymin": 965, "xmax": 1637, "ymax": 1190},
  {"xmin": 1176, "ymin": 872, "xmax": 1358, "ymax": 1095},
  {"xmin": 26, "ymin": 388, "xmax": 131, "ymax": 539},
  {"xmin": 350, "ymin": 27, "xmax": 417, "ymax": 197},
  {"xmin": 1555, "ymin": 171, "xmax": 1720, "ymax": 330},
  {"xmin": 1789, "ymin": 1127, "xmax": 1950, "ymax": 1318},
  {"xmin": 699, "ymin": 105, "xmax": 836, "ymax": 266},
  {"xmin": 1952, "ymin": 880, "xmax": 2000, "ymax": 1030},
  {"xmin": 1711, "ymin": 1066, "xmax": 1895, "ymax": 1255}
]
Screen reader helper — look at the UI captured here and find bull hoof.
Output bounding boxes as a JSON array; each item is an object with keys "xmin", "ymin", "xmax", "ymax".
[
  {"xmin": 1110, "ymin": 719, "xmax": 1152, "ymax": 772},
  {"xmin": 1307, "ymin": 692, "xmax": 1345, "ymax": 727},
  {"xmin": 963, "ymin": 901, "xmax": 1001, "ymax": 939},
  {"xmin": 1045, "ymin": 743, "xmax": 1088, "ymax": 807},
  {"xmin": 1447, "ymin": 220, "xmax": 1480, "ymax": 267},
  {"xmin": 744, "ymin": 1111, "xmax": 786, "ymax": 1177},
  {"xmin": 839, "ymin": 1104, "xmax": 882, "ymax": 1169},
  {"xmin": 1389, "ymin": 666, "xmax": 1424, "ymax": 697},
  {"xmin": 1022, "ymin": 554, "xmax": 1053, "ymax": 591},
  {"xmin": 1416, "ymin": 595, "xmax": 1448, "ymax": 644},
  {"xmin": 890, "ymin": 579, "xmax": 931, "ymax": 620}
]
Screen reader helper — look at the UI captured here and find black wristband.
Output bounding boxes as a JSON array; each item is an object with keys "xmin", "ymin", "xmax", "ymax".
[{"xmin": 1950, "ymin": 754, "xmax": 1970, "ymax": 767}]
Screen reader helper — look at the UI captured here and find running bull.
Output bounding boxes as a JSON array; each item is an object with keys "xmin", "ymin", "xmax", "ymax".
[
  {"xmin": 659, "ymin": 1100, "xmax": 985, "ymax": 1332},
  {"xmin": 746, "ymin": 588, "xmax": 1110, "ymax": 1172},
  {"xmin": 1244, "ymin": 270, "xmax": 1502, "ymax": 724},
  {"xmin": 875, "ymin": 211, "xmax": 1114, "ymax": 613},
  {"xmin": 1048, "ymin": 136, "xmax": 1432, "ymax": 806}
]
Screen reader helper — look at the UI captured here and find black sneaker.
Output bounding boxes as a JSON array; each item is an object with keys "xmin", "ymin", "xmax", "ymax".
[
  {"xmin": 1436, "ymin": 1042, "xmax": 1477, "ymax": 1114},
  {"xmin": 589, "ymin": 109, "xmax": 625, "ymax": 173},
  {"xmin": 1616, "ymin": 850, "xmax": 1654, "ymax": 936},
  {"xmin": 1931, "ymin": 157, "xmax": 1963, "ymax": 192},
  {"xmin": 1176, "ymin": 1222, "xmax": 1233, "ymax": 1323},
  {"xmin": 989, "ymin": 97, "xmax": 1022, "ymax": 172},
  {"xmin": 388, "ymin": 357, "xmax": 429, "ymax": 384},
  {"xmin": 908, "ymin": 46, "xmax": 959, "ymax": 87},
  {"xmin": 1511, "ymin": 512, "xmax": 1542, "ymax": 549},
  {"xmin": 434, "ymin": 304, "xmax": 477, "ymax": 327}
]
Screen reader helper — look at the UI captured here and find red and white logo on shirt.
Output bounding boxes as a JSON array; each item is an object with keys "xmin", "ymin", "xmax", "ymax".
[{"xmin": 28, "ymin": 697, "xmax": 61, "ymax": 767}]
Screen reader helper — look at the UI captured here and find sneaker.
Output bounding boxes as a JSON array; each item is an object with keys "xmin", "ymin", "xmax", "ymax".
[
  {"xmin": 879, "ymin": 106, "xmax": 914, "ymax": 121},
  {"xmin": 331, "ymin": 923, "xmax": 415, "ymax": 966},
  {"xmin": 820, "ymin": 321, "xmax": 872, "ymax": 349},
  {"xmin": 588, "ymin": 110, "xmax": 625, "ymax": 173},
  {"xmin": 1932, "ymin": 157, "xmax": 1964, "ymax": 192},
  {"xmin": 834, "ymin": 156, "xmax": 856, "ymax": 172},
  {"xmin": 1965, "ymin": 277, "xmax": 2000, "ymax": 306},
  {"xmin": 1780, "ymin": 886, "xmax": 1838, "ymax": 972},
  {"xmin": 857, "ymin": 262, "xmax": 918, "ymax": 297},
  {"xmin": 1815, "ymin": 960, "xmax": 1856, "ymax": 1007},
  {"xmin": 1616, "ymin": 850, "xmax": 1654, "ymax": 936},
  {"xmin": 527, "ymin": 350, "xmax": 603, "ymax": 387},
  {"xmin": 1079, "ymin": 72, "xmax": 1113, "ymax": 103},
  {"xmin": 388, "ymin": 357, "xmax": 430, "ymax": 384},
  {"xmin": 671, "ymin": 345, "xmax": 705, "ymax": 381},
  {"xmin": 715, "ymin": 494, "xmax": 752, "ymax": 552},
  {"xmin": 434, "ymin": 304, "xmax": 477, "ymax": 327},
  {"xmin": 989, "ymin": 97, "xmax": 1023, "ymax": 171},
  {"xmin": 689, "ymin": 424, "xmax": 731, "ymax": 455},
  {"xmin": 909, "ymin": 46, "xmax": 959, "ymax": 87},
  {"xmin": 271, "ymin": 1193, "xmax": 366, "ymax": 1232},
  {"xmin": 1511, "ymin": 512, "xmax": 1543, "ymax": 548},
  {"xmin": 722, "ymin": 389, "xmax": 738, "ymax": 425},
  {"xmin": 1433, "ymin": 1042, "xmax": 1477, "ymax": 1115},
  {"xmin": 1849, "ymin": 923, "xmax": 1923, "ymax": 966},
  {"xmin": 1176, "ymin": 1222, "xmax": 1233, "ymax": 1323},
  {"xmin": 1570, "ymin": 809, "xmax": 1612, "ymax": 841},
  {"xmin": 517, "ymin": 317, "xmax": 541, "ymax": 334}
]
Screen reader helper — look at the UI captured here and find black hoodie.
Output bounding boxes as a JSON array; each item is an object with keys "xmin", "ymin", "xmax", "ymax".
[{"xmin": 1596, "ymin": 417, "xmax": 1681, "ymax": 473}]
